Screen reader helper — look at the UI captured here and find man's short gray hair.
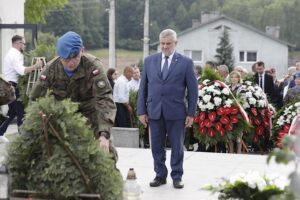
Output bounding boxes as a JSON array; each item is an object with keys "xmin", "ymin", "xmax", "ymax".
[
  {"xmin": 217, "ymin": 65, "xmax": 229, "ymax": 72},
  {"xmin": 159, "ymin": 29, "xmax": 177, "ymax": 40}
]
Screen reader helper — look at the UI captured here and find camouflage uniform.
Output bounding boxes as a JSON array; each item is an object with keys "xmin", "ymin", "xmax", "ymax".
[{"xmin": 30, "ymin": 53, "xmax": 116, "ymax": 139}]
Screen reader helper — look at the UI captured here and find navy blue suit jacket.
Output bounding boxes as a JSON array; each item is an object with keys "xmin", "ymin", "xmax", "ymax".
[{"xmin": 137, "ymin": 52, "xmax": 198, "ymax": 120}]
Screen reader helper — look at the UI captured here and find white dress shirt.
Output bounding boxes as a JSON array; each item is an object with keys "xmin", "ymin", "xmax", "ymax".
[
  {"xmin": 128, "ymin": 79, "xmax": 140, "ymax": 92},
  {"xmin": 3, "ymin": 47, "xmax": 25, "ymax": 83},
  {"xmin": 161, "ymin": 52, "xmax": 175, "ymax": 71},
  {"xmin": 113, "ymin": 75, "xmax": 130, "ymax": 103}
]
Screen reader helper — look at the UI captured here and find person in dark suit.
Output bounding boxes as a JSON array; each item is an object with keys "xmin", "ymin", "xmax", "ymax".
[
  {"xmin": 254, "ymin": 61, "xmax": 274, "ymax": 99},
  {"xmin": 137, "ymin": 29, "xmax": 198, "ymax": 189}
]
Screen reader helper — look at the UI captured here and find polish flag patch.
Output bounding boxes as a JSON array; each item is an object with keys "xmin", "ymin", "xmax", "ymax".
[
  {"xmin": 40, "ymin": 74, "xmax": 47, "ymax": 80},
  {"xmin": 92, "ymin": 69, "xmax": 99, "ymax": 76}
]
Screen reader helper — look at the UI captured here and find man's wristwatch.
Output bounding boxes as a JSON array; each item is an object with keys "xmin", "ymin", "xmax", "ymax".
[{"xmin": 99, "ymin": 131, "xmax": 110, "ymax": 140}]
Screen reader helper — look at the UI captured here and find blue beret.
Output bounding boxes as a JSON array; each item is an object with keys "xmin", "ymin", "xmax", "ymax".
[
  {"xmin": 57, "ymin": 31, "xmax": 83, "ymax": 59},
  {"xmin": 295, "ymin": 72, "xmax": 300, "ymax": 79}
]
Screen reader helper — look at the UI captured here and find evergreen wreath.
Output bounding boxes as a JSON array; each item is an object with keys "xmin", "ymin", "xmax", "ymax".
[{"xmin": 6, "ymin": 93, "xmax": 123, "ymax": 199}]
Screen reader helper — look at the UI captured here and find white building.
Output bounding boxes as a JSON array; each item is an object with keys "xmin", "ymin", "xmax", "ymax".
[
  {"xmin": 0, "ymin": 0, "xmax": 25, "ymax": 74},
  {"xmin": 155, "ymin": 14, "xmax": 295, "ymax": 78}
]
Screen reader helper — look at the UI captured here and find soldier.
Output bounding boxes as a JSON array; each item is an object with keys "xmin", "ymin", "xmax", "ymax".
[{"xmin": 30, "ymin": 31, "xmax": 116, "ymax": 156}]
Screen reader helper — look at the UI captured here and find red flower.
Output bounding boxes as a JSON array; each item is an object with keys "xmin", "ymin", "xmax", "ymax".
[
  {"xmin": 208, "ymin": 128, "xmax": 215, "ymax": 137},
  {"xmin": 260, "ymin": 109, "xmax": 265, "ymax": 117},
  {"xmin": 220, "ymin": 115, "xmax": 230, "ymax": 124},
  {"xmin": 225, "ymin": 123, "xmax": 233, "ymax": 131},
  {"xmin": 193, "ymin": 115, "xmax": 199, "ymax": 123},
  {"xmin": 256, "ymin": 126, "xmax": 264, "ymax": 136},
  {"xmin": 254, "ymin": 118, "xmax": 261, "ymax": 126},
  {"xmin": 199, "ymin": 112, "xmax": 206, "ymax": 121},
  {"xmin": 215, "ymin": 122, "xmax": 222, "ymax": 132},
  {"xmin": 283, "ymin": 124, "xmax": 291, "ymax": 132},
  {"xmin": 248, "ymin": 116, "xmax": 253, "ymax": 124},
  {"xmin": 251, "ymin": 108, "xmax": 258, "ymax": 116},
  {"xmin": 219, "ymin": 128, "xmax": 225, "ymax": 137},
  {"xmin": 199, "ymin": 127, "xmax": 207, "ymax": 135},
  {"xmin": 199, "ymin": 120, "xmax": 205, "ymax": 128},
  {"xmin": 264, "ymin": 120, "xmax": 270, "ymax": 128},
  {"xmin": 230, "ymin": 115, "xmax": 239, "ymax": 124},
  {"xmin": 204, "ymin": 119, "xmax": 213, "ymax": 128},
  {"xmin": 230, "ymin": 106, "xmax": 239, "ymax": 115},
  {"xmin": 217, "ymin": 107, "xmax": 225, "ymax": 115},
  {"xmin": 208, "ymin": 111, "xmax": 217, "ymax": 122},
  {"xmin": 224, "ymin": 107, "xmax": 231, "ymax": 115}
]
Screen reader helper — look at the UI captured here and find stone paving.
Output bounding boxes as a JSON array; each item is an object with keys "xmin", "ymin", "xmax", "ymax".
[{"xmin": 0, "ymin": 124, "xmax": 294, "ymax": 200}]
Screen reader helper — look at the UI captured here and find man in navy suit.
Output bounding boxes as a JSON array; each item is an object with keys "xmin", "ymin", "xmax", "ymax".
[{"xmin": 137, "ymin": 29, "xmax": 198, "ymax": 189}]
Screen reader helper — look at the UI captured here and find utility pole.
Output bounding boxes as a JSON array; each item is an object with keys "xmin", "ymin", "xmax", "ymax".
[
  {"xmin": 108, "ymin": 0, "xmax": 116, "ymax": 68},
  {"xmin": 143, "ymin": 0, "xmax": 149, "ymax": 60}
]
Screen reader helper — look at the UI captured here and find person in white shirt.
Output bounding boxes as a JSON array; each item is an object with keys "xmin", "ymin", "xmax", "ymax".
[
  {"xmin": 0, "ymin": 35, "xmax": 42, "ymax": 143},
  {"xmin": 128, "ymin": 66, "xmax": 141, "ymax": 92},
  {"xmin": 113, "ymin": 66, "xmax": 134, "ymax": 127}
]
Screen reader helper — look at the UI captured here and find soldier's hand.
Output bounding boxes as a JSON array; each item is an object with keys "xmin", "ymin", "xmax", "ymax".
[
  {"xmin": 127, "ymin": 105, "xmax": 133, "ymax": 113},
  {"xmin": 99, "ymin": 136, "xmax": 109, "ymax": 153}
]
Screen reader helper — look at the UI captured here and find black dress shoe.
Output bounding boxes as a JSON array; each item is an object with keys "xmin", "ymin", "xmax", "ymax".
[
  {"xmin": 173, "ymin": 180, "xmax": 184, "ymax": 189},
  {"xmin": 149, "ymin": 177, "xmax": 166, "ymax": 187}
]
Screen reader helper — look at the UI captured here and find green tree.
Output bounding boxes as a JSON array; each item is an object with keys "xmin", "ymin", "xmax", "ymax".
[
  {"xmin": 214, "ymin": 29, "xmax": 234, "ymax": 71},
  {"xmin": 25, "ymin": 0, "xmax": 69, "ymax": 23}
]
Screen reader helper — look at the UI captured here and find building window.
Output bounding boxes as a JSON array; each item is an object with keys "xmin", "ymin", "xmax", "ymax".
[
  {"xmin": 184, "ymin": 50, "xmax": 202, "ymax": 62},
  {"xmin": 239, "ymin": 51, "xmax": 257, "ymax": 62}
]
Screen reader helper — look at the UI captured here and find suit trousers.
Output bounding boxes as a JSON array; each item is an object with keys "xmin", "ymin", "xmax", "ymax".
[
  {"xmin": 0, "ymin": 82, "xmax": 24, "ymax": 136},
  {"xmin": 149, "ymin": 115, "xmax": 185, "ymax": 181}
]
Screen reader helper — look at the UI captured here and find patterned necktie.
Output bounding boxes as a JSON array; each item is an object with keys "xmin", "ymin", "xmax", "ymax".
[{"xmin": 162, "ymin": 56, "xmax": 169, "ymax": 80}]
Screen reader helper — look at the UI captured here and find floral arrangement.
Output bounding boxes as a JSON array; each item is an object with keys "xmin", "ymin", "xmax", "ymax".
[
  {"xmin": 273, "ymin": 102, "xmax": 300, "ymax": 148},
  {"xmin": 237, "ymin": 81, "xmax": 273, "ymax": 147},
  {"xmin": 193, "ymin": 79, "xmax": 250, "ymax": 144},
  {"xmin": 203, "ymin": 171, "xmax": 289, "ymax": 200}
]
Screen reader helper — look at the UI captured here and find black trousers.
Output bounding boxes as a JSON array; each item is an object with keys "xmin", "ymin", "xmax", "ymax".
[
  {"xmin": 0, "ymin": 82, "xmax": 24, "ymax": 136},
  {"xmin": 114, "ymin": 103, "xmax": 131, "ymax": 127}
]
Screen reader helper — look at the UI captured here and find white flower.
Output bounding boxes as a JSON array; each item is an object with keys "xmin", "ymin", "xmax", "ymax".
[
  {"xmin": 198, "ymin": 89, "xmax": 204, "ymax": 97},
  {"xmin": 224, "ymin": 99, "xmax": 233, "ymax": 107},
  {"xmin": 206, "ymin": 85, "xmax": 215, "ymax": 92},
  {"xmin": 203, "ymin": 95, "xmax": 211, "ymax": 103},
  {"xmin": 245, "ymin": 91, "xmax": 253, "ymax": 98},
  {"xmin": 295, "ymin": 102, "xmax": 300, "ymax": 107},
  {"xmin": 198, "ymin": 101, "xmax": 206, "ymax": 111},
  {"xmin": 214, "ymin": 97, "xmax": 222, "ymax": 106},
  {"xmin": 213, "ymin": 89, "xmax": 221, "ymax": 95},
  {"xmin": 245, "ymin": 81, "xmax": 252, "ymax": 86},
  {"xmin": 203, "ymin": 79, "xmax": 210, "ymax": 85},
  {"xmin": 249, "ymin": 97, "xmax": 257, "ymax": 105},
  {"xmin": 207, "ymin": 102, "xmax": 215, "ymax": 110},
  {"xmin": 276, "ymin": 116, "xmax": 285, "ymax": 126},
  {"xmin": 243, "ymin": 102, "xmax": 250, "ymax": 109},
  {"xmin": 257, "ymin": 100, "xmax": 266, "ymax": 108},
  {"xmin": 221, "ymin": 88, "xmax": 230, "ymax": 95}
]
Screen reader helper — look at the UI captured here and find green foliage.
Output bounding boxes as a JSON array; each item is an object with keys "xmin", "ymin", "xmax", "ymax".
[
  {"xmin": 25, "ymin": 0, "xmax": 69, "ymax": 23},
  {"xmin": 6, "ymin": 94, "xmax": 123, "ymax": 199},
  {"xmin": 200, "ymin": 66, "xmax": 224, "ymax": 82},
  {"xmin": 215, "ymin": 29, "xmax": 235, "ymax": 71},
  {"xmin": 129, "ymin": 90, "xmax": 145, "ymax": 137},
  {"xmin": 40, "ymin": 0, "xmax": 300, "ymax": 50}
]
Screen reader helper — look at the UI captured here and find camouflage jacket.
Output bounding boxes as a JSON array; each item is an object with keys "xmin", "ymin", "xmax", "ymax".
[{"xmin": 30, "ymin": 53, "xmax": 116, "ymax": 138}]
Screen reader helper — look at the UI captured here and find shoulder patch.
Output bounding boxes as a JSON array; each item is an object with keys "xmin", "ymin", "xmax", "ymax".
[
  {"xmin": 92, "ymin": 69, "xmax": 100, "ymax": 76},
  {"xmin": 97, "ymin": 80, "xmax": 106, "ymax": 88},
  {"xmin": 40, "ymin": 74, "xmax": 47, "ymax": 81}
]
